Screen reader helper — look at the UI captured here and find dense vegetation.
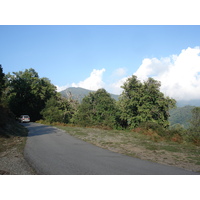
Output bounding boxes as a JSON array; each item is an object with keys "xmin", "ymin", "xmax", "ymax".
[
  {"xmin": 5, "ymin": 68, "xmax": 57, "ymax": 121},
  {"xmin": 72, "ymin": 88, "xmax": 118, "ymax": 128},
  {"xmin": 0, "ymin": 65, "xmax": 19, "ymax": 135},
  {"xmin": 1, "ymin": 65, "xmax": 200, "ymax": 146},
  {"xmin": 117, "ymin": 76, "xmax": 176, "ymax": 129},
  {"xmin": 41, "ymin": 96, "xmax": 78, "ymax": 124}
]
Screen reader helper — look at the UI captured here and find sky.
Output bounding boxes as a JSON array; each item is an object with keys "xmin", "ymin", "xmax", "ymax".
[{"xmin": 1, "ymin": 25, "xmax": 200, "ymax": 101}]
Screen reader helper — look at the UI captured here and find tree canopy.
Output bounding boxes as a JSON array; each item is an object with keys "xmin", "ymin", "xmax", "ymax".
[
  {"xmin": 0, "ymin": 65, "xmax": 5, "ymax": 100},
  {"xmin": 41, "ymin": 96, "xmax": 78, "ymax": 124},
  {"xmin": 118, "ymin": 75, "xmax": 176, "ymax": 128},
  {"xmin": 74, "ymin": 88, "xmax": 118, "ymax": 128},
  {"xmin": 6, "ymin": 68, "xmax": 57, "ymax": 121}
]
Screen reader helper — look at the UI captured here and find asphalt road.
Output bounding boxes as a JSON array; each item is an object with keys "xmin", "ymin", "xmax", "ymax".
[{"xmin": 23, "ymin": 123, "xmax": 198, "ymax": 175}]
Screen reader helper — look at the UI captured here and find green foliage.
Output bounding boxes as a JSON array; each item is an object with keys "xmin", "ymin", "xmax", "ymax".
[
  {"xmin": 6, "ymin": 68, "xmax": 57, "ymax": 121},
  {"xmin": 0, "ymin": 65, "xmax": 16, "ymax": 133},
  {"xmin": 118, "ymin": 75, "xmax": 176, "ymax": 129},
  {"xmin": 0, "ymin": 65, "xmax": 5, "ymax": 100},
  {"xmin": 41, "ymin": 96, "xmax": 78, "ymax": 124},
  {"xmin": 74, "ymin": 88, "xmax": 118, "ymax": 128}
]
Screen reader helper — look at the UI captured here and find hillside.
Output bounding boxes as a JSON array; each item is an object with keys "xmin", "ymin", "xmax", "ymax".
[
  {"xmin": 60, "ymin": 87, "xmax": 119, "ymax": 102},
  {"xmin": 169, "ymin": 106, "xmax": 195, "ymax": 129}
]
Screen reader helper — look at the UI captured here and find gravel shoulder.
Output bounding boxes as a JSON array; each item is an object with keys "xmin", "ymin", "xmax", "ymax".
[
  {"xmin": 0, "ymin": 122, "xmax": 36, "ymax": 175},
  {"xmin": 0, "ymin": 146, "xmax": 36, "ymax": 175}
]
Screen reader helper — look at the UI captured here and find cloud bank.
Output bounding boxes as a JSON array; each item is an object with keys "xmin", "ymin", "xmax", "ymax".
[
  {"xmin": 71, "ymin": 68, "xmax": 106, "ymax": 91},
  {"xmin": 134, "ymin": 47, "xmax": 200, "ymax": 100},
  {"xmin": 57, "ymin": 47, "xmax": 200, "ymax": 101},
  {"xmin": 56, "ymin": 84, "xmax": 70, "ymax": 92}
]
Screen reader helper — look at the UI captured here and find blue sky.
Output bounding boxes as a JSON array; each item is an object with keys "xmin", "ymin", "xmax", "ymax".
[{"xmin": 1, "ymin": 25, "xmax": 200, "ymax": 100}]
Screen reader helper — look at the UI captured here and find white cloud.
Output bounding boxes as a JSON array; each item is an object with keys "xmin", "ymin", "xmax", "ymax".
[
  {"xmin": 106, "ymin": 67, "xmax": 128, "ymax": 94},
  {"xmin": 56, "ymin": 47, "xmax": 200, "ymax": 100},
  {"xmin": 56, "ymin": 84, "xmax": 69, "ymax": 92},
  {"xmin": 134, "ymin": 47, "xmax": 200, "ymax": 100},
  {"xmin": 108, "ymin": 76, "xmax": 128, "ymax": 95},
  {"xmin": 112, "ymin": 67, "xmax": 127, "ymax": 77},
  {"xmin": 72, "ymin": 68, "xmax": 106, "ymax": 90}
]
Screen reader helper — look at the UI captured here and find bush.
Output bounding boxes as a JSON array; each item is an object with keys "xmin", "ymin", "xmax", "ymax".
[
  {"xmin": 139, "ymin": 122, "xmax": 165, "ymax": 135},
  {"xmin": 40, "ymin": 96, "xmax": 75, "ymax": 124},
  {"xmin": 186, "ymin": 129, "xmax": 200, "ymax": 146},
  {"xmin": 133, "ymin": 121, "xmax": 187, "ymax": 143}
]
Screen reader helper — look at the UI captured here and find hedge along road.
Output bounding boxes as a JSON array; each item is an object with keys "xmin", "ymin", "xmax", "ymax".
[{"xmin": 23, "ymin": 123, "xmax": 198, "ymax": 175}]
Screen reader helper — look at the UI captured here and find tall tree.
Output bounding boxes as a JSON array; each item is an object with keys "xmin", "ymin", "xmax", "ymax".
[
  {"xmin": 41, "ymin": 95, "xmax": 77, "ymax": 124},
  {"xmin": 6, "ymin": 68, "xmax": 57, "ymax": 121},
  {"xmin": 0, "ymin": 64, "xmax": 5, "ymax": 100},
  {"xmin": 0, "ymin": 65, "xmax": 14, "ymax": 130},
  {"xmin": 74, "ymin": 88, "xmax": 117, "ymax": 128},
  {"xmin": 118, "ymin": 75, "xmax": 176, "ymax": 128}
]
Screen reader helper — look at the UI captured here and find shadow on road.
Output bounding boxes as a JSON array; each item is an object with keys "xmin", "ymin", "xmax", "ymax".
[{"xmin": 21, "ymin": 122, "xmax": 59, "ymax": 137}]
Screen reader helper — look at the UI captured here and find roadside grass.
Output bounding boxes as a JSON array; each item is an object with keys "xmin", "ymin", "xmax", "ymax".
[{"xmin": 35, "ymin": 121, "xmax": 200, "ymax": 173}]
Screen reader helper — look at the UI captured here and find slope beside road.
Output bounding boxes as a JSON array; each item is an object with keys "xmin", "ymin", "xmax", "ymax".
[{"xmin": 24, "ymin": 123, "xmax": 198, "ymax": 175}]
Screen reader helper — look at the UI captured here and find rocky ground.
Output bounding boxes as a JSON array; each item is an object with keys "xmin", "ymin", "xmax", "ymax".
[{"xmin": 0, "ymin": 147, "xmax": 36, "ymax": 175}]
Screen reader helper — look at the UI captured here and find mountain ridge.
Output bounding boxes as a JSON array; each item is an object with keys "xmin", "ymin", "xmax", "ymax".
[
  {"xmin": 60, "ymin": 87, "xmax": 200, "ymax": 128},
  {"xmin": 176, "ymin": 99, "xmax": 200, "ymax": 107},
  {"xmin": 60, "ymin": 87, "xmax": 200, "ymax": 107},
  {"xmin": 60, "ymin": 87, "xmax": 119, "ymax": 102}
]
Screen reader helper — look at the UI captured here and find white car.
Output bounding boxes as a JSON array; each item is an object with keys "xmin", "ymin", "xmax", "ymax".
[{"xmin": 19, "ymin": 115, "xmax": 30, "ymax": 123}]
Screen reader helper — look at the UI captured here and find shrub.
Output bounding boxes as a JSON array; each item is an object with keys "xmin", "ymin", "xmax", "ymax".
[{"xmin": 186, "ymin": 130, "xmax": 200, "ymax": 146}]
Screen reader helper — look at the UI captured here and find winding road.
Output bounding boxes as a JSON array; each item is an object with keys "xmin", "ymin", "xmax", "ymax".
[{"xmin": 24, "ymin": 123, "xmax": 198, "ymax": 175}]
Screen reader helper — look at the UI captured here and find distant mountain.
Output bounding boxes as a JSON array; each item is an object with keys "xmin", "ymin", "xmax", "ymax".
[
  {"xmin": 169, "ymin": 106, "xmax": 195, "ymax": 129},
  {"xmin": 169, "ymin": 100, "xmax": 200, "ymax": 129},
  {"xmin": 60, "ymin": 87, "xmax": 200, "ymax": 107},
  {"xmin": 176, "ymin": 99, "xmax": 200, "ymax": 107},
  {"xmin": 60, "ymin": 87, "xmax": 120, "ymax": 102}
]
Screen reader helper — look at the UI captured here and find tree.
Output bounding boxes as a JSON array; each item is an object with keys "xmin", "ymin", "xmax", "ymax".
[
  {"xmin": 0, "ymin": 65, "xmax": 14, "ymax": 130},
  {"xmin": 74, "ymin": 88, "xmax": 117, "ymax": 128},
  {"xmin": 6, "ymin": 68, "xmax": 57, "ymax": 121},
  {"xmin": 0, "ymin": 64, "xmax": 5, "ymax": 100},
  {"xmin": 118, "ymin": 75, "xmax": 176, "ymax": 129},
  {"xmin": 41, "ymin": 95, "xmax": 77, "ymax": 124}
]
